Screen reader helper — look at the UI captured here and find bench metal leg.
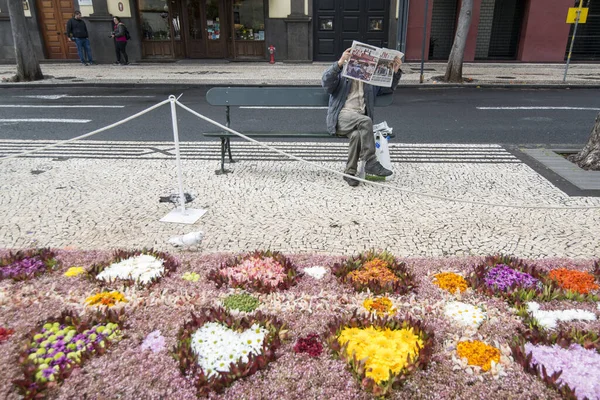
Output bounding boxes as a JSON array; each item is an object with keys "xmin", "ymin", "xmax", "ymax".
[
  {"xmin": 226, "ymin": 138, "xmax": 235, "ymax": 163},
  {"xmin": 216, "ymin": 137, "xmax": 232, "ymax": 175}
]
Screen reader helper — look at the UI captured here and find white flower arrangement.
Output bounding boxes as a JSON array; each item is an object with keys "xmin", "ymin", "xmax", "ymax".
[
  {"xmin": 96, "ymin": 254, "xmax": 165, "ymax": 285},
  {"xmin": 526, "ymin": 301, "xmax": 597, "ymax": 330},
  {"xmin": 190, "ymin": 322, "xmax": 268, "ymax": 378},
  {"xmin": 303, "ymin": 266, "xmax": 328, "ymax": 280},
  {"xmin": 444, "ymin": 301, "xmax": 486, "ymax": 329}
]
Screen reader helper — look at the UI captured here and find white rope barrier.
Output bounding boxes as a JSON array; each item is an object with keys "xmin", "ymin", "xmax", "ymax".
[
  {"xmin": 0, "ymin": 99, "xmax": 170, "ymax": 161},
  {"xmin": 0, "ymin": 94, "xmax": 598, "ymax": 211},
  {"xmin": 175, "ymin": 100, "xmax": 600, "ymax": 211}
]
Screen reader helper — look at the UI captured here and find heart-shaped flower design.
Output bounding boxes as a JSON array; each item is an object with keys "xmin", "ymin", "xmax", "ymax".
[
  {"xmin": 175, "ymin": 307, "xmax": 285, "ymax": 396},
  {"xmin": 327, "ymin": 312, "xmax": 434, "ymax": 396},
  {"xmin": 13, "ymin": 310, "xmax": 125, "ymax": 399},
  {"xmin": 208, "ymin": 250, "xmax": 300, "ymax": 294},
  {"xmin": 88, "ymin": 249, "xmax": 179, "ymax": 287}
]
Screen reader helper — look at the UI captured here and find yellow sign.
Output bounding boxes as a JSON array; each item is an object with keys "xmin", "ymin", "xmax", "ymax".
[{"xmin": 566, "ymin": 7, "xmax": 589, "ymax": 23}]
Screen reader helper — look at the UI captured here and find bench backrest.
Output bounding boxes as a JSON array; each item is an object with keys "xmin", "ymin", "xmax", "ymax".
[{"xmin": 206, "ymin": 87, "xmax": 393, "ymax": 107}]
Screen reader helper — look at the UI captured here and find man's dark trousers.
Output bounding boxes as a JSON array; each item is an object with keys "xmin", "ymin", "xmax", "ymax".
[{"xmin": 74, "ymin": 38, "xmax": 93, "ymax": 64}]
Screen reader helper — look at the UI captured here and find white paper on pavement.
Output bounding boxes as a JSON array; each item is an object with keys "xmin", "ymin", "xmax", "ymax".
[{"xmin": 341, "ymin": 41, "xmax": 404, "ymax": 87}]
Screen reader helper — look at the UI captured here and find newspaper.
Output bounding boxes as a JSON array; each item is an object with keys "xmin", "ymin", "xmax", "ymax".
[{"xmin": 341, "ymin": 41, "xmax": 404, "ymax": 87}]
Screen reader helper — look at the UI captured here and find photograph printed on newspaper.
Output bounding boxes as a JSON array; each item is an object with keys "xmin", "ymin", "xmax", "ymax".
[{"xmin": 341, "ymin": 41, "xmax": 404, "ymax": 87}]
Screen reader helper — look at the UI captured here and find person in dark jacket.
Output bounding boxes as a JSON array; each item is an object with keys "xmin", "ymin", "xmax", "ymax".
[
  {"xmin": 66, "ymin": 11, "xmax": 94, "ymax": 65},
  {"xmin": 111, "ymin": 17, "xmax": 129, "ymax": 65},
  {"xmin": 322, "ymin": 48, "xmax": 402, "ymax": 187}
]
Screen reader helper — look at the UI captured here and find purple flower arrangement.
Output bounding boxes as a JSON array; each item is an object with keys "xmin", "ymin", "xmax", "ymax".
[
  {"xmin": 0, "ymin": 248, "xmax": 59, "ymax": 281},
  {"xmin": 484, "ymin": 264, "xmax": 539, "ymax": 291},
  {"xmin": 14, "ymin": 310, "xmax": 125, "ymax": 399},
  {"xmin": 1, "ymin": 257, "xmax": 46, "ymax": 279},
  {"xmin": 524, "ymin": 342, "xmax": 600, "ymax": 400}
]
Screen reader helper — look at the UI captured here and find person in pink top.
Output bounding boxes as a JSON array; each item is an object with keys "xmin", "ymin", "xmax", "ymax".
[{"xmin": 111, "ymin": 17, "xmax": 129, "ymax": 65}]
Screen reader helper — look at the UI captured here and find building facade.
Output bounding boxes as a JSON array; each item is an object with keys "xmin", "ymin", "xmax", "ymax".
[{"xmin": 0, "ymin": 0, "xmax": 598, "ymax": 64}]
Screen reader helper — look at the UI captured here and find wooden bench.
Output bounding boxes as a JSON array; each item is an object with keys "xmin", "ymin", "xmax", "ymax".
[{"xmin": 204, "ymin": 86, "xmax": 394, "ymax": 174}]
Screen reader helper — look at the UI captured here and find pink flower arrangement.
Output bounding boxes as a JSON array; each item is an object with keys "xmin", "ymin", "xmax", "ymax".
[
  {"xmin": 220, "ymin": 256, "xmax": 286, "ymax": 287},
  {"xmin": 208, "ymin": 250, "xmax": 301, "ymax": 294}
]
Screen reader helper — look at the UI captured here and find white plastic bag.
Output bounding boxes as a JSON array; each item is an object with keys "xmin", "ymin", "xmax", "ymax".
[
  {"xmin": 357, "ymin": 160, "xmax": 366, "ymax": 179},
  {"xmin": 374, "ymin": 130, "xmax": 393, "ymax": 181}
]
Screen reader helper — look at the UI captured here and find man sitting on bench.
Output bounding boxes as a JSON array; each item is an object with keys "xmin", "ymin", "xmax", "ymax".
[{"xmin": 322, "ymin": 48, "xmax": 403, "ymax": 187}]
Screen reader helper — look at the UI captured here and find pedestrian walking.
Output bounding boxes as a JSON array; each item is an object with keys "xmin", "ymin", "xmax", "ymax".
[
  {"xmin": 66, "ymin": 11, "xmax": 94, "ymax": 65},
  {"xmin": 111, "ymin": 17, "xmax": 130, "ymax": 65},
  {"xmin": 322, "ymin": 48, "xmax": 403, "ymax": 187}
]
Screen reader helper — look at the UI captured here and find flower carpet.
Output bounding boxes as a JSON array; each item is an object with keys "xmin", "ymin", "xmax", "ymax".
[{"xmin": 0, "ymin": 249, "xmax": 599, "ymax": 400}]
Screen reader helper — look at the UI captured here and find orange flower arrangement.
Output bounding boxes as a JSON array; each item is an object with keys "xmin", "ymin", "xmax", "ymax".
[
  {"xmin": 85, "ymin": 291, "xmax": 128, "ymax": 307},
  {"xmin": 433, "ymin": 272, "xmax": 468, "ymax": 294},
  {"xmin": 457, "ymin": 340, "xmax": 500, "ymax": 371},
  {"xmin": 548, "ymin": 268, "xmax": 599, "ymax": 294},
  {"xmin": 347, "ymin": 259, "xmax": 399, "ymax": 286},
  {"xmin": 363, "ymin": 297, "xmax": 395, "ymax": 316}
]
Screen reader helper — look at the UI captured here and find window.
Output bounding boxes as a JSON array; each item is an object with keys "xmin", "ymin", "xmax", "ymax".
[
  {"xmin": 319, "ymin": 17, "xmax": 333, "ymax": 31},
  {"xmin": 233, "ymin": 0, "xmax": 264, "ymax": 40},
  {"xmin": 368, "ymin": 18, "xmax": 383, "ymax": 32},
  {"xmin": 139, "ymin": 0, "xmax": 173, "ymax": 40}
]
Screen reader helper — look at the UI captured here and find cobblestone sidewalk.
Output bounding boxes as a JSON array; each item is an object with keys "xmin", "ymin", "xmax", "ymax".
[
  {"xmin": 2, "ymin": 62, "xmax": 600, "ymax": 86},
  {"xmin": 1, "ymin": 145, "xmax": 599, "ymax": 258}
]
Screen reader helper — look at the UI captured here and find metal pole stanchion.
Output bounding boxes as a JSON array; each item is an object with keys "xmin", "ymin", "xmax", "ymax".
[
  {"xmin": 160, "ymin": 95, "xmax": 206, "ymax": 224},
  {"xmin": 564, "ymin": 1, "xmax": 583, "ymax": 82},
  {"xmin": 169, "ymin": 95, "xmax": 187, "ymax": 213},
  {"xmin": 420, "ymin": 0, "xmax": 430, "ymax": 84}
]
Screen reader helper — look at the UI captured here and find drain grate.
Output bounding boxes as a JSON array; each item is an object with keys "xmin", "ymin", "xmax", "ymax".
[{"xmin": 496, "ymin": 76, "xmax": 517, "ymax": 79}]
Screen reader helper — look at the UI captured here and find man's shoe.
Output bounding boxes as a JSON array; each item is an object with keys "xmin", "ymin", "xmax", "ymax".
[
  {"xmin": 343, "ymin": 175, "xmax": 360, "ymax": 187},
  {"xmin": 365, "ymin": 159, "xmax": 393, "ymax": 177}
]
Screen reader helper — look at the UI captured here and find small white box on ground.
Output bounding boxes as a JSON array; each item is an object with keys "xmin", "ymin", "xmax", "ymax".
[{"xmin": 160, "ymin": 208, "xmax": 207, "ymax": 224}]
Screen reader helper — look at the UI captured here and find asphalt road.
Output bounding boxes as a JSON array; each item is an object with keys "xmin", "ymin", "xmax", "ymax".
[{"xmin": 0, "ymin": 85, "xmax": 599, "ymax": 145}]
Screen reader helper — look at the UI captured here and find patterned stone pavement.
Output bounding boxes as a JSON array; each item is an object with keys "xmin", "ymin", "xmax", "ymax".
[{"xmin": 1, "ymin": 140, "xmax": 599, "ymax": 258}]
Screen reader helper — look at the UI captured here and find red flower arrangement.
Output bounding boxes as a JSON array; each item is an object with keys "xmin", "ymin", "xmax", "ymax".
[
  {"xmin": 0, "ymin": 327, "xmax": 15, "ymax": 342},
  {"xmin": 293, "ymin": 333, "xmax": 323, "ymax": 357}
]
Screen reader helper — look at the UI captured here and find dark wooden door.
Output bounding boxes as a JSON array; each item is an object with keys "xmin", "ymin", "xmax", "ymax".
[
  {"xmin": 184, "ymin": 0, "xmax": 227, "ymax": 58},
  {"xmin": 36, "ymin": 0, "xmax": 78, "ymax": 59},
  {"xmin": 314, "ymin": 0, "xmax": 389, "ymax": 61}
]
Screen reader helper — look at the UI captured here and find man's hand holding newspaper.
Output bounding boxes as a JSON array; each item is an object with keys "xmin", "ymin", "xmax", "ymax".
[{"xmin": 339, "ymin": 41, "xmax": 403, "ymax": 87}]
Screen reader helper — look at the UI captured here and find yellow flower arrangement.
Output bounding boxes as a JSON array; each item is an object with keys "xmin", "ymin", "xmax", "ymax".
[
  {"xmin": 433, "ymin": 272, "xmax": 468, "ymax": 294},
  {"xmin": 363, "ymin": 297, "xmax": 395, "ymax": 317},
  {"xmin": 338, "ymin": 326, "xmax": 423, "ymax": 384},
  {"xmin": 64, "ymin": 266, "xmax": 86, "ymax": 277},
  {"xmin": 85, "ymin": 291, "xmax": 128, "ymax": 307},
  {"xmin": 456, "ymin": 340, "xmax": 500, "ymax": 371}
]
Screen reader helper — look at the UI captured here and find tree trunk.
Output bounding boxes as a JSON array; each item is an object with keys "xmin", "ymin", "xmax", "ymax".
[
  {"xmin": 444, "ymin": 0, "xmax": 473, "ymax": 83},
  {"xmin": 568, "ymin": 112, "xmax": 600, "ymax": 171},
  {"xmin": 7, "ymin": 0, "xmax": 43, "ymax": 82}
]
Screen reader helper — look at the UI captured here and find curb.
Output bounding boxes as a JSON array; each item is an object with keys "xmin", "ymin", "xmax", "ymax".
[{"xmin": 2, "ymin": 82, "xmax": 600, "ymax": 89}]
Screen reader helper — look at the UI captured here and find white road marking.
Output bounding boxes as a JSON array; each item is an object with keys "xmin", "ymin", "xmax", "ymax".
[
  {"xmin": 477, "ymin": 106, "xmax": 600, "ymax": 110},
  {"xmin": 0, "ymin": 105, "xmax": 123, "ymax": 108},
  {"xmin": 239, "ymin": 106, "xmax": 328, "ymax": 109},
  {"xmin": 0, "ymin": 119, "xmax": 90, "ymax": 123},
  {"xmin": 16, "ymin": 95, "xmax": 155, "ymax": 99}
]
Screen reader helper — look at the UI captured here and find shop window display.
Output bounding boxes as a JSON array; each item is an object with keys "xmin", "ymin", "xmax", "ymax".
[
  {"xmin": 233, "ymin": 0, "xmax": 265, "ymax": 40},
  {"xmin": 140, "ymin": 0, "xmax": 181, "ymax": 41}
]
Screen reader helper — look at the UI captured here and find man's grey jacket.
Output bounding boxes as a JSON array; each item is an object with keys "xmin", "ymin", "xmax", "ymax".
[{"xmin": 321, "ymin": 62, "xmax": 402, "ymax": 135}]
